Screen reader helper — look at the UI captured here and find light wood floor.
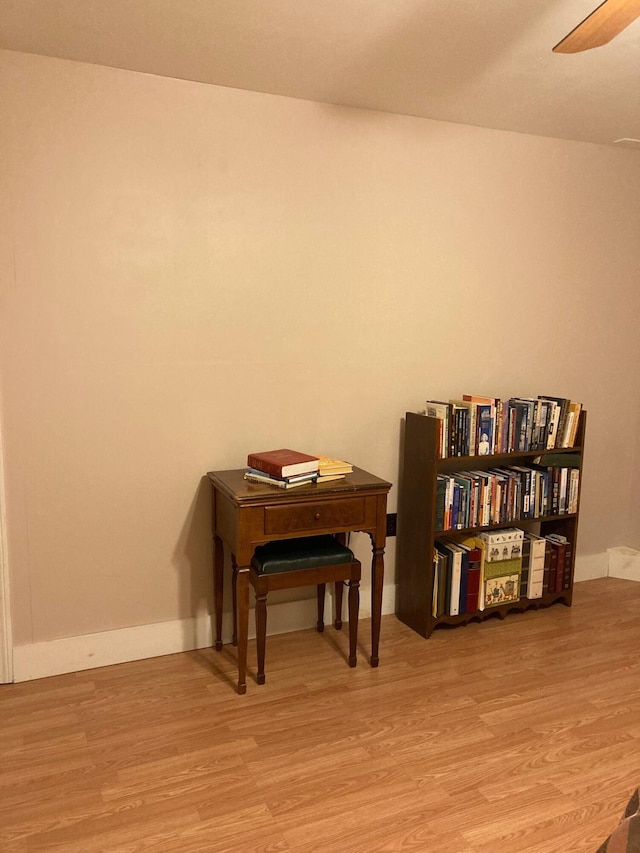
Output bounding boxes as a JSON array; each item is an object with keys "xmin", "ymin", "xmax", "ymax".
[{"xmin": 2, "ymin": 577, "xmax": 640, "ymax": 853}]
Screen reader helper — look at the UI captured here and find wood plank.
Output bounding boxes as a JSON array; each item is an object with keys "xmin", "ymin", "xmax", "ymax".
[{"xmin": 0, "ymin": 578, "xmax": 639, "ymax": 851}]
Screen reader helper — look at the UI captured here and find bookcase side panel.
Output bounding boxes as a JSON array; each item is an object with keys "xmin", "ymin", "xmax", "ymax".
[{"xmin": 395, "ymin": 413, "xmax": 438, "ymax": 637}]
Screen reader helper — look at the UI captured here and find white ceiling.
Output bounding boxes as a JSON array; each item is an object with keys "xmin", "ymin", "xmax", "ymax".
[{"xmin": 2, "ymin": 0, "xmax": 640, "ymax": 148}]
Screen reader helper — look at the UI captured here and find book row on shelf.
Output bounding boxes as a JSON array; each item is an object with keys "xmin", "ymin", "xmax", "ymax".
[
  {"xmin": 425, "ymin": 393, "xmax": 583, "ymax": 459},
  {"xmin": 433, "ymin": 527, "xmax": 572, "ymax": 619},
  {"xmin": 243, "ymin": 448, "xmax": 353, "ymax": 489},
  {"xmin": 436, "ymin": 457, "xmax": 580, "ymax": 531}
]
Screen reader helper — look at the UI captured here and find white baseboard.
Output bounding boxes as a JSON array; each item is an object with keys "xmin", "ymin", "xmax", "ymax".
[
  {"xmin": 574, "ymin": 552, "xmax": 609, "ymax": 582},
  {"xmin": 607, "ymin": 545, "xmax": 640, "ymax": 582},
  {"xmin": 568, "ymin": 549, "xmax": 640, "ymax": 583},
  {"xmin": 13, "ymin": 550, "xmax": 625, "ymax": 684},
  {"xmin": 12, "ymin": 584, "xmax": 397, "ymax": 682}
]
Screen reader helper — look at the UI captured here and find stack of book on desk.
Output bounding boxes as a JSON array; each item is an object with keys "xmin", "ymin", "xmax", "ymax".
[
  {"xmin": 316, "ymin": 455, "xmax": 353, "ymax": 483},
  {"xmin": 244, "ymin": 450, "xmax": 354, "ymax": 489},
  {"xmin": 245, "ymin": 449, "xmax": 319, "ymax": 489}
]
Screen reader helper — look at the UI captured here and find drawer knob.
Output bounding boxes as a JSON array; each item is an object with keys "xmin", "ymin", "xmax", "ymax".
[{"xmin": 314, "ymin": 512, "xmax": 321, "ymax": 520}]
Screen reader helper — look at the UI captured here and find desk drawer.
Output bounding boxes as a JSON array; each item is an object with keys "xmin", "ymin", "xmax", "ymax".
[{"xmin": 265, "ymin": 498, "xmax": 366, "ymax": 535}]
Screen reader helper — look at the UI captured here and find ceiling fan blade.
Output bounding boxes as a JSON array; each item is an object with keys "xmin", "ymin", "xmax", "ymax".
[{"xmin": 553, "ymin": 0, "xmax": 640, "ymax": 53}]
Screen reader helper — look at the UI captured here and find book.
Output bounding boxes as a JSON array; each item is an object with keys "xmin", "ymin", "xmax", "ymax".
[
  {"xmin": 246, "ymin": 467, "xmax": 316, "ymax": 484},
  {"xmin": 469, "ymin": 470, "xmax": 492, "ymax": 527},
  {"xmin": 450, "ymin": 482, "xmax": 461, "ymax": 530},
  {"xmin": 563, "ymin": 401, "xmax": 583, "ymax": 447},
  {"xmin": 433, "ymin": 548, "xmax": 448, "ymax": 617},
  {"xmin": 545, "ymin": 538, "xmax": 558, "ymax": 593},
  {"xmin": 455, "ymin": 472, "xmax": 480, "ymax": 528},
  {"xmin": 558, "ymin": 466, "xmax": 569, "ymax": 513},
  {"xmin": 488, "ymin": 468, "xmax": 511, "ymax": 524},
  {"xmin": 247, "ymin": 448, "xmax": 319, "ymax": 478},
  {"xmin": 436, "ymin": 539, "xmax": 463, "ymax": 616},
  {"xmin": 243, "ymin": 471, "xmax": 315, "ymax": 489},
  {"xmin": 443, "ymin": 474, "xmax": 455, "ymax": 530},
  {"xmin": 509, "ymin": 465, "xmax": 531, "ymax": 518},
  {"xmin": 453, "ymin": 474, "xmax": 472, "ymax": 529},
  {"xmin": 531, "ymin": 457, "xmax": 580, "ymax": 516},
  {"xmin": 425, "ymin": 401, "xmax": 453, "ymax": 458},
  {"xmin": 458, "ymin": 538, "xmax": 483, "ymax": 613},
  {"xmin": 458, "ymin": 545, "xmax": 470, "ymax": 615},
  {"xmin": 476, "ymin": 404, "xmax": 494, "ymax": 456},
  {"xmin": 546, "ymin": 534, "xmax": 568, "ymax": 592},
  {"xmin": 480, "ymin": 528, "xmax": 523, "ymax": 608},
  {"xmin": 511, "ymin": 398, "xmax": 536, "ymax": 451},
  {"xmin": 494, "ymin": 400, "xmax": 506, "ymax": 453},
  {"xmin": 524, "ymin": 531, "xmax": 545, "ymax": 598},
  {"xmin": 562, "ymin": 538, "xmax": 573, "ymax": 589},
  {"xmin": 568, "ymin": 468, "xmax": 580, "ymax": 514},
  {"xmin": 448, "ymin": 399, "xmax": 474, "ymax": 456},
  {"xmin": 534, "ymin": 399, "xmax": 549, "ymax": 451},
  {"xmin": 542, "ymin": 539, "xmax": 551, "ymax": 595},
  {"xmin": 435, "ymin": 475, "xmax": 448, "ymax": 531},
  {"xmin": 543, "ymin": 400, "xmax": 560, "ymax": 449},
  {"xmin": 538, "ymin": 396, "xmax": 571, "ymax": 450},
  {"xmin": 432, "ymin": 549, "xmax": 441, "ymax": 617},
  {"xmin": 451, "ymin": 405, "xmax": 471, "ymax": 456},
  {"xmin": 520, "ymin": 536, "xmax": 530, "ymax": 599},
  {"xmin": 316, "ymin": 455, "xmax": 353, "ymax": 476},
  {"xmin": 481, "ymin": 528, "xmax": 523, "ymax": 563},
  {"xmin": 435, "ymin": 542, "xmax": 453, "ymax": 615},
  {"xmin": 462, "ymin": 394, "xmax": 498, "ymax": 455},
  {"xmin": 483, "ymin": 566, "xmax": 521, "ymax": 608}
]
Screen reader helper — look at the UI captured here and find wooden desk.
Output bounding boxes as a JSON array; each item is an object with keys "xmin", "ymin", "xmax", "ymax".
[{"xmin": 207, "ymin": 467, "xmax": 391, "ymax": 694}]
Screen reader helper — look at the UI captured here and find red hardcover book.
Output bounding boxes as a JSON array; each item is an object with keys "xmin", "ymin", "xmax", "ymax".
[
  {"xmin": 562, "ymin": 540, "xmax": 573, "ymax": 590},
  {"xmin": 458, "ymin": 537, "xmax": 483, "ymax": 613},
  {"xmin": 554, "ymin": 541, "xmax": 566, "ymax": 592},
  {"xmin": 465, "ymin": 545, "xmax": 482, "ymax": 613},
  {"xmin": 546, "ymin": 540, "xmax": 557, "ymax": 594},
  {"xmin": 247, "ymin": 448, "xmax": 319, "ymax": 478},
  {"xmin": 546, "ymin": 535, "xmax": 569, "ymax": 592},
  {"xmin": 547, "ymin": 533, "xmax": 571, "ymax": 592}
]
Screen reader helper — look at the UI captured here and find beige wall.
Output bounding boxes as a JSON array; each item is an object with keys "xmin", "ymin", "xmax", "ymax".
[{"xmin": 2, "ymin": 49, "xmax": 640, "ymax": 648}]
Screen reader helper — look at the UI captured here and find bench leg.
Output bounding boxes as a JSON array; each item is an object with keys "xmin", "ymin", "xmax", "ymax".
[
  {"xmin": 335, "ymin": 580, "xmax": 344, "ymax": 630},
  {"xmin": 348, "ymin": 579, "xmax": 359, "ymax": 668},
  {"xmin": 316, "ymin": 583, "xmax": 325, "ymax": 632}
]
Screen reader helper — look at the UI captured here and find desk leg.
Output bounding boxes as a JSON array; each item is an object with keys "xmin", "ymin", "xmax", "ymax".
[
  {"xmin": 213, "ymin": 535, "xmax": 224, "ymax": 652},
  {"xmin": 335, "ymin": 533, "xmax": 346, "ymax": 629},
  {"xmin": 231, "ymin": 556, "xmax": 238, "ymax": 647},
  {"xmin": 236, "ymin": 565, "xmax": 250, "ymax": 695},
  {"xmin": 370, "ymin": 540, "xmax": 385, "ymax": 668},
  {"xmin": 348, "ymin": 579, "xmax": 359, "ymax": 667}
]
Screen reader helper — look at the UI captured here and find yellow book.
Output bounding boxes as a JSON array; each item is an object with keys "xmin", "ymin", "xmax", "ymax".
[{"xmin": 316, "ymin": 455, "xmax": 353, "ymax": 476}]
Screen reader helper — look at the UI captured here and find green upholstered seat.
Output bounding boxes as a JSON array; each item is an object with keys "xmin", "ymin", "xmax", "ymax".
[{"xmin": 251, "ymin": 535, "xmax": 354, "ymax": 575}]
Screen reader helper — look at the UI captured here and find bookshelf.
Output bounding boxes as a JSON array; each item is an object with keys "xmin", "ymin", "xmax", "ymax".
[{"xmin": 395, "ymin": 408, "xmax": 586, "ymax": 639}]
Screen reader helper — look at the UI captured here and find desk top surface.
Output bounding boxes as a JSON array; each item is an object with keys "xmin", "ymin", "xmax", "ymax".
[{"xmin": 207, "ymin": 466, "xmax": 391, "ymax": 505}]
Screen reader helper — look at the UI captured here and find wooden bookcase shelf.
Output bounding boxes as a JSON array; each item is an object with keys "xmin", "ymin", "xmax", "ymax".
[{"xmin": 395, "ymin": 409, "xmax": 586, "ymax": 639}]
